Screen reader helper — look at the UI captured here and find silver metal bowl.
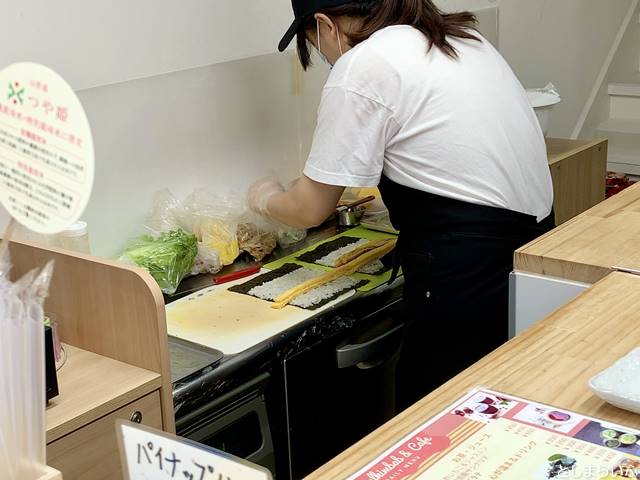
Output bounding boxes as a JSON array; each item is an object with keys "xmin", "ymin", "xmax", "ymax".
[{"xmin": 338, "ymin": 206, "xmax": 366, "ymax": 227}]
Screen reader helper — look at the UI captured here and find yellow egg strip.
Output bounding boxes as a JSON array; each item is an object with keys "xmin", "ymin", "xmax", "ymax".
[{"xmin": 334, "ymin": 238, "xmax": 395, "ymax": 267}]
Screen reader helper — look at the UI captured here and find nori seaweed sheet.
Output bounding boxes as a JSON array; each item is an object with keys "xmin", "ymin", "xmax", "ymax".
[
  {"xmin": 296, "ymin": 236, "xmax": 362, "ymax": 264},
  {"xmin": 228, "ymin": 262, "xmax": 370, "ymax": 310},
  {"xmin": 228, "ymin": 263, "xmax": 302, "ymax": 295},
  {"xmin": 297, "ymin": 236, "xmax": 394, "ymax": 275}
]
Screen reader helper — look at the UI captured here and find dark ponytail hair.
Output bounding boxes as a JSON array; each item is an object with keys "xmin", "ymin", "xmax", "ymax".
[{"xmin": 296, "ymin": 0, "xmax": 479, "ymax": 70}]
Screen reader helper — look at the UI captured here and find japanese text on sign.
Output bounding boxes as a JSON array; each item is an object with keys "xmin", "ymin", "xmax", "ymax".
[
  {"xmin": 116, "ymin": 421, "xmax": 272, "ymax": 480},
  {"xmin": 0, "ymin": 62, "xmax": 94, "ymax": 234}
]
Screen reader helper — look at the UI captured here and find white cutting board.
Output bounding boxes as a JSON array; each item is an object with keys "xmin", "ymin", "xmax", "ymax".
[{"xmin": 165, "ymin": 270, "xmax": 355, "ymax": 355}]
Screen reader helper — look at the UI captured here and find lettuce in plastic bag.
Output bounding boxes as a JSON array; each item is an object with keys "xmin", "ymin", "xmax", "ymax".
[{"xmin": 119, "ymin": 229, "xmax": 197, "ymax": 294}]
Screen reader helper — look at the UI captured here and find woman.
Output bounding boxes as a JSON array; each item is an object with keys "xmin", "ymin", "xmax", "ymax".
[{"xmin": 249, "ymin": 0, "xmax": 554, "ymax": 409}]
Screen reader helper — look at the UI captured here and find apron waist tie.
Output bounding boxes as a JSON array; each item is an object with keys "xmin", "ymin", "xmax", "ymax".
[{"xmin": 388, "ymin": 230, "xmax": 406, "ymax": 285}]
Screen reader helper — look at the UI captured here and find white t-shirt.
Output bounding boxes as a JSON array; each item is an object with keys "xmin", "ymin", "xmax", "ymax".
[{"xmin": 303, "ymin": 25, "xmax": 554, "ymax": 222}]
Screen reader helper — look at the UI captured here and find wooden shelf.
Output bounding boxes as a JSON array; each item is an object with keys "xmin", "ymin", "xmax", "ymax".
[
  {"xmin": 9, "ymin": 240, "xmax": 175, "ymax": 433},
  {"xmin": 546, "ymin": 137, "xmax": 606, "ymax": 166},
  {"xmin": 307, "ymin": 272, "xmax": 640, "ymax": 479},
  {"xmin": 545, "ymin": 137, "xmax": 608, "ymax": 225},
  {"xmin": 46, "ymin": 344, "xmax": 161, "ymax": 443}
]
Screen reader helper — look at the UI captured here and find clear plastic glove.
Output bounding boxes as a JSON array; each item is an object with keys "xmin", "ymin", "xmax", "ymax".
[{"xmin": 247, "ymin": 179, "xmax": 285, "ymax": 215}]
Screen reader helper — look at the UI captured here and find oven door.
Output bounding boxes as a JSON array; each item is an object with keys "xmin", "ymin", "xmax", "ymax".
[
  {"xmin": 176, "ymin": 373, "xmax": 275, "ymax": 475},
  {"xmin": 284, "ymin": 299, "xmax": 404, "ymax": 479}
]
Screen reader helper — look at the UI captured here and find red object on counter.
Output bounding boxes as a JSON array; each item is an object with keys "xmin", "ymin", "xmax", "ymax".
[
  {"xmin": 606, "ymin": 172, "xmax": 637, "ymax": 198},
  {"xmin": 213, "ymin": 264, "xmax": 262, "ymax": 285}
]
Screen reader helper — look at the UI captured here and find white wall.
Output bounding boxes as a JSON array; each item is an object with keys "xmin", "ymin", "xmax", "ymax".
[
  {"xmin": 78, "ymin": 53, "xmax": 317, "ymax": 257},
  {"xmin": 1, "ymin": 0, "xmax": 491, "ymax": 90},
  {"xmin": 1, "ymin": 0, "xmax": 293, "ymax": 90},
  {"xmin": 607, "ymin": 6, "xmax": 640, "ymax": 85},
  {"xmin": 438, "ymin": 0, "xmax": 497, "ymax": 11},
  {"xmin": 499, "ymin": 0, "xmax": 634, "ymax": 137},
  {"xmin": 579, "ymin": 1, "xmax": 640, "ymax": 139},
  {"xmin": 2, "ymin": 1, "xmax": 303, "ymax": 256},
  {"xmin": 5, "ymin": 0, "xmax": 629, "ymax": 253},
  {"xmin": 1, "ymin": 0, "xmax": 499, "ymax": 257},
  {"xmin": 1, "ymin": 0, "xmax": 627, "ymax": 252}
]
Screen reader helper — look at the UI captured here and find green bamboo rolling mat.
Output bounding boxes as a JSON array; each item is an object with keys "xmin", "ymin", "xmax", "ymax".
[{"xmin": 264, "ymin": 226, "xmax": 401, "ymax": 292}]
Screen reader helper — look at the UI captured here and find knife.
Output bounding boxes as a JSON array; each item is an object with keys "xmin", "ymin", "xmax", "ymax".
[{"xmin": 213, "ymin": 263, "xmax": 262, "ymax": 285}]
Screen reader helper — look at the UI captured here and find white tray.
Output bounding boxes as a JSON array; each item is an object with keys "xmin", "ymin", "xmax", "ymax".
[{"xmin": 588, "ymin": 347, "xmax": 640, "ymax": 414}]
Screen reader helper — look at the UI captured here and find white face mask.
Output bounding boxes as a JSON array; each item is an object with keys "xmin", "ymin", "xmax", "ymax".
[{"xmin": 316, "ymin": 18, "xmax": 343, "ymax": 67}]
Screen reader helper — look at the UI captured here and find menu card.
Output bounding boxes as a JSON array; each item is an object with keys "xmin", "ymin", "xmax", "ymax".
[{"xmin": 348, "ymin": 389, "xmax": 640, "ymax": 480}]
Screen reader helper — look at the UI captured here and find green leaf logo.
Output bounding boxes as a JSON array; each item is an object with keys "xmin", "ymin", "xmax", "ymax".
[{"xmin": 7, "ymin": 82, "xmax": 25, "ymax": 105}]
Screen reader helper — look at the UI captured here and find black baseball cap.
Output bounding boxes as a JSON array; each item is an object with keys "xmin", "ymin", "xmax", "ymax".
[{"xmin": 278, "ymin": 0, "xmax": 353, "ymax": 52}]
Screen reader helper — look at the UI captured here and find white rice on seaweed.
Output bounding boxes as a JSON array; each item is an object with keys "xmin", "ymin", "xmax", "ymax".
[
  {"xmin": 247, "ymin": 267, "xmax": 360, "ymax": 308},
  {"xmin": 248, "ymin": 268, "xmax": 321, "ymax": 301},
  {"xmin": 315, "ymin": 239, "xmax": 369, "ymax": 267},
  {"xmin": 315, "ymin": 239, "xmax": 385, "ymax": 274},
  {"xmin": 358, "ymin": 260, "xmax": 385, "ymax": 275},
  {"xmin": 292, "ymin": 276, "xmax": 361, "ymax": 308}
]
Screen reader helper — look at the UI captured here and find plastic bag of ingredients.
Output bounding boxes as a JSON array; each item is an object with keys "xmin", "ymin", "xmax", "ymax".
[
  {"xmin": 236, "ymin": 211, "xmax": 278, "ymax": 261},
  {"xmin": 119, "ymin": 229, "xmax": 198, "ymax": 295},
  {"xmin": 179, "ymin": 189, "xmax": 242, "ymax": 266},
  {"xmin": 144, "ymin": 190, "xmax": 223, "ymax": 275},
  {"xmin": 235, "ymin": 206, "xmax": 308, "ymax": 260},
  {"xmin": 190, "ymin": 244, "xmax": 222, "ymax": 276},
  {"xmin": 275, "ymin": 224, "xmax": 307, "ymax": 248},
  {"xmin": 144, "ymin": 189, "xmax": 185, "ymax": 235},
  {"xmin": 249, "ymin": 177, "xmax": 308, "ymax": 248},
  {"xmin": 276, "ymin": 178, "xmax": 308, "ymax": 247}
]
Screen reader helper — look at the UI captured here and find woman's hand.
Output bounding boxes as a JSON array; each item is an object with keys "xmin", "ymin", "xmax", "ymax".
[
  {"xmin": 247, "ymin": 176, "xmax": 345, "ymax": 229},
  {"xmin": 247, "ymin": 180, "xmax": 285, "ymax": 215}
]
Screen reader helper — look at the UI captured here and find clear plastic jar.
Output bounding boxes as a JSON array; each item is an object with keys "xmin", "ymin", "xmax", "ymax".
[{"xmin": 58, "ymin": 221, "xmax": 91, "ymax": 254}]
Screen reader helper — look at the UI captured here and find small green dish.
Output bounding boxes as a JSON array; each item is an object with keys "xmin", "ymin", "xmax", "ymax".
[
  {"xmin": 604, "ymin": 438, "xmax": 622, "ymax": 449},
  {"xmin": 619, "ymin": 433, "xmax": 638, "ymax": 445}
]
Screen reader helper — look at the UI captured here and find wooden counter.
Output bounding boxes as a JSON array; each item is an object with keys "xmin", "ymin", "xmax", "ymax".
[
  {"xmin": 515, "ymin": 182, "xmax": 640, "ymax": 284},
  {"xmin": 307, "ymin": 271, "xmax": 640, "ymax": 479}
]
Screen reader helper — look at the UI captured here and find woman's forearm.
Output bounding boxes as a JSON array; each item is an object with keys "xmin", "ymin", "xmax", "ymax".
[
  {"xmin": 267, "ymin": 191, "xmax": 317, "ymax": 228},
  {"xmin": 266, "ymin": 176, "xmax": 345, "ymax": 229}
]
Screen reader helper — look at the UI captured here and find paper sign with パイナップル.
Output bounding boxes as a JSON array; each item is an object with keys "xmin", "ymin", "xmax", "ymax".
[
  {"xmin": 116, "ymin": 420, "xmax": 273, "ymax": 480},
  {"xmin": 0, "ymin": 62, "xmax": 94, "ymax": 234}
]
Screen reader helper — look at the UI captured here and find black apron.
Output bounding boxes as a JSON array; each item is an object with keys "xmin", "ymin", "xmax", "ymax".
[{"xmin": 378, "ymin": 175, "xmax": 555, "ymax": 410}]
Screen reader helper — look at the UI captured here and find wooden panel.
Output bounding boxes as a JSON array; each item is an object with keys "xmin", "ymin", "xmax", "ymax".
[
  {"xmin": 515, "ymin": 182, "xmax": 640, "ymax": 283},
  {"xmin": 547, "ymin": 138, "xmax": 607, "ymax": 225},
  {"xmin": 47, "ymin": 345, "xmax": 161, "ymax": 443},
  {"xmin": 307, "ymin": 272, "xmax": 640, "ymax": 479},
  {"xmin": 48, "ymin": 390, "xmax": 162, "ymax": 480},
  {"xmin": 8, "ymin": 241, "xmax": 175, "ymax": 432}
]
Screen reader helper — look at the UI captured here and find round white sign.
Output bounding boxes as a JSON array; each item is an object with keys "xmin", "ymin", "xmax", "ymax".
[{"xmin": 0, "ymin": 63, "xmax": 94, "ymax": 234}]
